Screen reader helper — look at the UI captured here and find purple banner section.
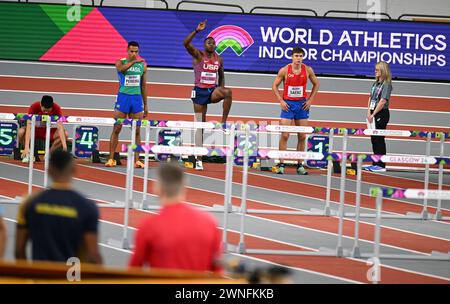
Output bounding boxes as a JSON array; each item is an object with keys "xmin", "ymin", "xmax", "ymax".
[{"xmin": 99, "ymin": 8, "xmax": 450, "ymax": 80}]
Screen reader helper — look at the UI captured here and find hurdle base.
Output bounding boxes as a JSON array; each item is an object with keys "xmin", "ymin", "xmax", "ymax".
[
  {"xmin": 107, "ymin": 238, "xmax": 133, "ymax": 250},
  {"xmin": 236, "ymin": 242, "xmax": 246, "ymax": 254},
  {"xmin": 142, "ymin": 205, "xmax": 161, "ymax": 211},
  {"xmin": 0, "ymin": 199, "xmax": 21, "ymax": 205},
  {"xmin": 246, "ymin": 208, "xmax": 333, "ymax": 216},
  {"xmin": 212, "ymin": 204, "xmax": 240, "ymax": 213},
  {"xmin": 222, "ymin": 243, "xmax": 237, "ymax": 253},
  {"xmin": 351, "ymin": 246, "xmax": 361, "ymax": 258},
  {"xmin": 359, "ymin": 253, "xmax": 450, "ymax": 261},
  {"xmin": 344, "ymin": 212, "xmax": 426, "ymax": 220},
  {"xmin": 98, "ymin": 204, "xmax": 132, "ymax": 209},
  {"xmin": 310, "ymin": 207, "xmax": 338, "ymax": 216},
  {"xmin": 141, "ymin": 196, "xmax": 160, "ymax": 210},
  {"xmin": 245, "ymin": 248, "xmax": 342, "ymax": 257},
  {"xmin": 431, "ymin": 251, "xmax": 450, "ymax": 259},
  {"xmin": 322, "ymin": 246, "xmax": 349, "ymax": 258},
  {"xmin": 406, "ymin": 211, "xmax": 432, "ymax": 220},
  {"xmin": 434, "ymin": 211, "xmax": 442, "ymax": 221},
  {"xmin": 114, "ymin": 200, "xmax": 141, "ymax": 209}
]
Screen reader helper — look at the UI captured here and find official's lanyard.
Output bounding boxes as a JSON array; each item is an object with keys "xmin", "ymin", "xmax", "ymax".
[{"xmin": 371, "ymin": 82, "xmax": 384, "ymax": 100}]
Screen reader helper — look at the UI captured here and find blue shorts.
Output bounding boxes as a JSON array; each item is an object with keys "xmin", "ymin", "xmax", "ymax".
[
  {"xmin": 191, "ymin": 86, "xmax": 216, "ymax": 105},
  {"xmin": 114, "ymin": 92, "xmax": 143, "ymax": 114},
  {"xmin": 280, "ymin": 99, "xmax": 309, "ymax": 120}
]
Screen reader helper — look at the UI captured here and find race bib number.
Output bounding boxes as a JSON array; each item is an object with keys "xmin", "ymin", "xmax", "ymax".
[
  {"xmin": 288, "ymin": 86, "xmax": 303, "ymax": 98},
  {"xmin": 200, "ymin": 72, "xmax": 217, "ymax": 85},
  {"xmin": 369, "ymin": 100, "xmax": 376, "ymax": 110},
  {"xmin": 124, "ymin": 75, "xmax": 140, "ymax": 87}
]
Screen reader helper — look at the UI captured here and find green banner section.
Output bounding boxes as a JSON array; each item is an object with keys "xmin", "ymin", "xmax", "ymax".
[
  {"xmin": 0, "ymin": 3, "xmax": 63, "ymax": 60},
  {"xmin": 40, "ymin": 4, "xmax": 92, "ymax": 34},
  {"xmin": 0, "ymin": 3, "xmax": 92, "ymax": 60}
]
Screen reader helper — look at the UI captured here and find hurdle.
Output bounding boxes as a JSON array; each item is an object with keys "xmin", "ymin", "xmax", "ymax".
[
  {"xmin": 359, "ymin": 187, "xmax": 450, "ymax": 261},
  {"xmin": 252, "ymin": 124, "xmax": 335, "ymax": 216},
  {"xmin": 231, "ymin": 124, "xmax": 449, "ymax": 258},
  {"xmin": 234, "ymin": 147, "xmax": 346, "ymax": 257},
  {"xmin": 1, "ymin": 114, "xmax": 449, "ymax": 257},
  {"xmin": 106, "ymin": 137, "xmax": 233, "ymax": 250},
  {"xmin": 140, "ymin": 120, "xmax": 221, "ymax": 209},
  {"xmin": 331, "ymin": 151, "xmax": 450, "ymax": 221},
  {"xmin": 1, "ymin": 114, "xmax": 145, "ymax": 211},
  {"xmin": 436, "ymin": 134, "xmax": 446, "ymax": 220},
  {"xmin": 315, "ymin": 128, "xmax": 450, "ymax": 222},
  {"xmin": 141, "ymin": 122, "xmax": 236, "ymax": 252}
]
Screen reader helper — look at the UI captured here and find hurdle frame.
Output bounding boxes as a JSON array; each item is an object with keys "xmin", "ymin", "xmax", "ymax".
[
  {"xmin": 229, "ymin": 125, "xmax": 449, "ymax": 258},
  {"xmin": 1, "ymin": 113, "xmax": 449, "ymax": 259},
  {"xmin": 357, "ymin": 187, "xmax": 450, "ymax": 261}
]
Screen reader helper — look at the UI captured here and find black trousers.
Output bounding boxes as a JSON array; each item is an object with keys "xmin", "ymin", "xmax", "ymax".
[{"xmin": 370, "ymin": 108, "xmax": 390, "ymax": 168}]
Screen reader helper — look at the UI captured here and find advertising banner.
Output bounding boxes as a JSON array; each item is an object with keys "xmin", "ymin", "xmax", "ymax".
[{"xmin": 1, "ymin": 3, "xmax": 448, "ymax": 80}]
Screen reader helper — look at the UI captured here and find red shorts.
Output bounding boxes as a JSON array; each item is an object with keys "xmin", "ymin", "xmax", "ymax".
[{"xmin": 35, "ymin": 128, "xmax": 56, "ymax": 142}]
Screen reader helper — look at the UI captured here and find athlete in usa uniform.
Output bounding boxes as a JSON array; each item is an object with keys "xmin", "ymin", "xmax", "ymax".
[
  {"xmin": 183, "ymin": 20, "xmax": 233, "ymax": 170},
  {"xmin": 272, "ymin": 47, "xmax": 320, "ymax": 175}
]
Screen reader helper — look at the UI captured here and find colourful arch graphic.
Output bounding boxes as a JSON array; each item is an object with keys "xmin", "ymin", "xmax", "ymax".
[{"xmin": 208, "ymin": 25, "xmax": 254, "ymax": 56}]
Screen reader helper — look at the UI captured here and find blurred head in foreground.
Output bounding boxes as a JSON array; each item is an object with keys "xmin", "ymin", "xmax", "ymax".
[{"xmin": 155, "ymin": 162, "xmax": 187, "ymax": 204}]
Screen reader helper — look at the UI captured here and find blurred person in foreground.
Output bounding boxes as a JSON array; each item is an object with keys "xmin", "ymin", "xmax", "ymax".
[
  {"xmin": 129, "ymin": 163, "xmax": 223, "ymax": 272},
  {"xmin": 15, "ymin": 150, "xmax": 101, "ymax": 264},
  {"xmin": 0, "ymin": 212, "xmax": 6, "ymax": 259}
]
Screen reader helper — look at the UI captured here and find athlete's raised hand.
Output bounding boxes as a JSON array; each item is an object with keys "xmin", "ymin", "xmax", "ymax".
[{"xmin": 196, "ymin": 20, "xmax": 207, "ymax": 32}]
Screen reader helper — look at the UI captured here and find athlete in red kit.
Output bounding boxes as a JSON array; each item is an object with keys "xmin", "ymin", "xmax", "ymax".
[{"xmin": 272, "ymin": 47, "xmax": 320, "ymax": 175}]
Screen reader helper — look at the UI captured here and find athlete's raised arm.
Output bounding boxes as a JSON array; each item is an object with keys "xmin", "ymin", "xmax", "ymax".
[{"xmin": 183, "ymin": 20, "xmax": 206, "ymax": 61}]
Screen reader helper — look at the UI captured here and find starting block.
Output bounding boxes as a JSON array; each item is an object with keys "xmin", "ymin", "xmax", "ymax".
[{"xmin": 183, "ymin": 155, "xmax": 196, "ymax": 169}]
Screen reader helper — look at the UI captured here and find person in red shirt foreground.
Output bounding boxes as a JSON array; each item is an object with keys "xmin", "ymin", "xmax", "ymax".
[
  {"xmin": 129, "ymin": 162, "xmax": 223, "ymax": 273},
  {"xmin": 18, "ymin": 95, "xmax": 68, "ymax": 162}
]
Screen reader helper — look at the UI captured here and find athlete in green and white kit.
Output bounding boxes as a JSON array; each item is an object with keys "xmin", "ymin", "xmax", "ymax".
[{"xmin": 106, "ymin": 41, "xmax": 148, "ymax": 168}]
